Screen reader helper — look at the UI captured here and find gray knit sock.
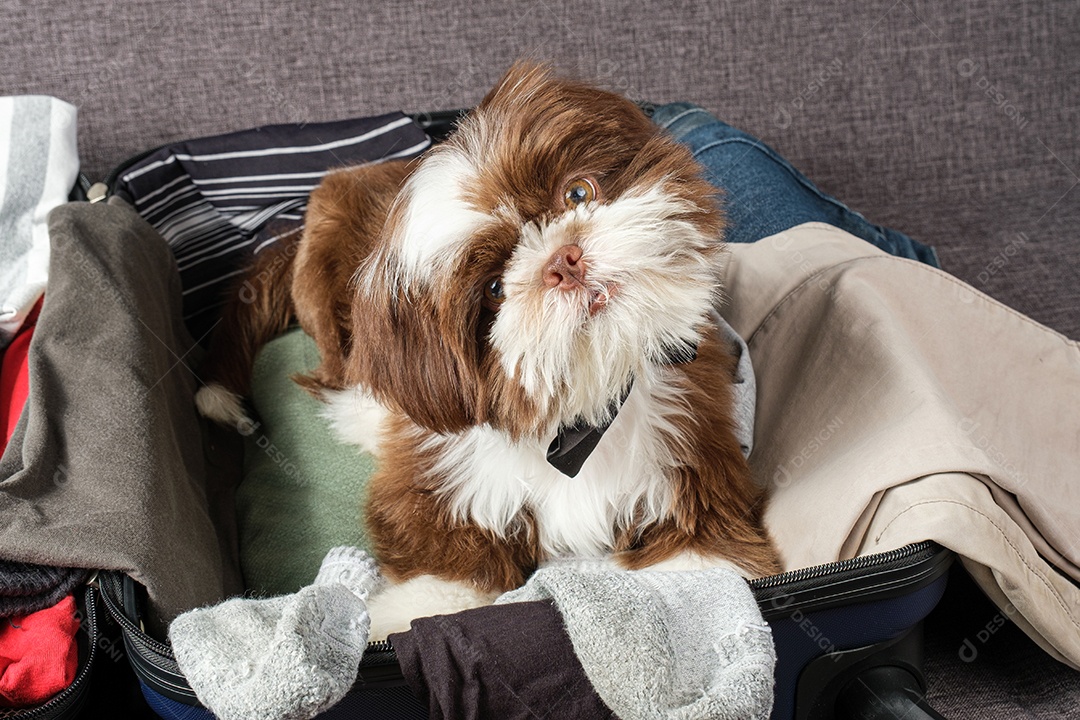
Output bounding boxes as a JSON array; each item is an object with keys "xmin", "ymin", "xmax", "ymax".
[
  {"xmin": 498, "ymin": 561, "xmax": 776, "ymax": 720},
  {"xmin": 313, "ymin": 546, "xmax": 381, "ymax": 600},
  {"xmin": 169, "ymin": 547, "xmax": 379, "ymax": 720}
]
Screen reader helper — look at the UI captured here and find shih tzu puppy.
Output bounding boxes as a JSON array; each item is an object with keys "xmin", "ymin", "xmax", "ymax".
[{"xmin": 197, "ymin": 60, "xmax": 780, "ymax": 638}]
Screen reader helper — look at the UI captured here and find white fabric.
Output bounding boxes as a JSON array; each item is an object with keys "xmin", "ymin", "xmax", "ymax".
[{"xmin": 0, "ymin": 96, "xmax": 79, "ymax": 345}]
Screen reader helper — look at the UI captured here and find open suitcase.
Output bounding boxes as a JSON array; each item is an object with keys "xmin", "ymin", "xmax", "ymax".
[
  {"xmin": 96, "ymin": 543, "xmax": 954, "ymax": 720},
  {"xmin": 38, "ymin": 109, "xmax": 957, "ymax": 720}
]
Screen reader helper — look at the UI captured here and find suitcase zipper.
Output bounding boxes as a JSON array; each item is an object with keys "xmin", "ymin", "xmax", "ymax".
[
  {"xmin": 99, "ymin": 571, "xmax": 394, "ymax": 658},
  {"xmin": 97, "ymin": 542, "xmax": 948, "ymax": 707},
  {"xmin": 97, "ymin": 570, "xmax": 398, "ymax": 704},
  {"xmin": 366, "ymin": 639, "xmax": 393, "ymax": 653},
  {"xmin": 750, "ymin": 541, "xmax": 935, "ymax": 591},
  {"xmin": 98, "ymin": 575, "xmax": 172, "ymax": 658}
]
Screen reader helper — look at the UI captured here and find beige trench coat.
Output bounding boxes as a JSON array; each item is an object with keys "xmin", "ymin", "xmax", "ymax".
[{"xmin": 721, "ymin": 223, "xmax": 1080, "ymax": 668}]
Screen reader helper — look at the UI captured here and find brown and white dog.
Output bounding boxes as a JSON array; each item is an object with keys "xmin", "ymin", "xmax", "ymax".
[{"xmin": 197, "ymin": 61, "xmax": 780, "ymax": 638}]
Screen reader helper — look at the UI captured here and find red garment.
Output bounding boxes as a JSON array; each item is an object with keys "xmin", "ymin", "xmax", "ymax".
[
  {"xmin": 0, "ymin": 297, "xmax": 42, "ymax": 451},
  {"xmin": 0, "ymin": 594, "xmax": 80, "ymax": 707}
]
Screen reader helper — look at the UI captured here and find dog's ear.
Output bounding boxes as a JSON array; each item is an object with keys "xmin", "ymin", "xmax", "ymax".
[
  {"xmin": 347, "ymin": 257, "xmax": 486, "ymax": 434},
  {"xmin": 292, "ymin": 161, "xmax": 416, "ymax": 391}
]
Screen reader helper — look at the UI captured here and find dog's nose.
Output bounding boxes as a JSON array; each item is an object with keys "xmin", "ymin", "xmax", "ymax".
[{"xmin": 543, "ymin": 244, "xmax": 586, "ymax": 290}]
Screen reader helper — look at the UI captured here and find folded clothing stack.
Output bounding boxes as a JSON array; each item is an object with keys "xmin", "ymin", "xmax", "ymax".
[
  {"xmin": 0, "ymin": 95, "xmax": 85, "ymax": 710},
  {"xmin": 0, "ymin": 562, "xmax": 84, "ymax": 707}
]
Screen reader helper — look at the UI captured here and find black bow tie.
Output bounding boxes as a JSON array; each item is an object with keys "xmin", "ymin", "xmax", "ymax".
[{"xmin": 545, "ymin": 344, "xmax": 697, "ymax": 477}]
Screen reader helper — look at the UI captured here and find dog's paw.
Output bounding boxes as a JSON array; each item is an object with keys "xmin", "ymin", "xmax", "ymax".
[
  {"xmin": 366, "ymin": 575, "xmax": 499, "ymax": 641},
  {"xmin": 195, "ymin": 383, "xmax": 253, "ymax": 431}
]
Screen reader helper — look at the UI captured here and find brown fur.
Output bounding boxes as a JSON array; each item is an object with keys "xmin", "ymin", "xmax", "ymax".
[
  {"xmin": 614, "ymin": 324, "xmax": 781, "ymax": 577},
  {"xmin": 366, "ymin": 415, "xmax": 541, "ymax": 594},
  {"xmin": 292, "ymin": 160, "xmax": 415, "ymax": 394},
  {"xmin": 203, "ymin": 60, "xmax": 779, "ymax": 598},
  {"xmin": 199, "ymin": 161, "xmax": 415, "ymax": 400},
  {"xmin": 344, "ymin": 61, "xmax": 727, "ymax": 440}
]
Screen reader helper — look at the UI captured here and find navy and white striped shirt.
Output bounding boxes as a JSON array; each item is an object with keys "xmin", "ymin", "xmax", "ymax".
[{"xmin": 113, "ymin": 113, "xmax": 431, "ymax": 341}]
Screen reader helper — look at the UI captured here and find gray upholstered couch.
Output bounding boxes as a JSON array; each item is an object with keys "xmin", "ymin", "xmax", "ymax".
[{"xmin": 5, "ymin": 0, "xmax": 1078, "ymax": 716}]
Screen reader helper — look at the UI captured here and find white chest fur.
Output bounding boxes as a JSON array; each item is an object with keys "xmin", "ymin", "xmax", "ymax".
[
  {"xmin": 323, "ymin": 369, "xmax": 690, "ymax": 559},
  {"xmin": 428, "ymin": 369, "xmax": 688, "ymax": 558}
]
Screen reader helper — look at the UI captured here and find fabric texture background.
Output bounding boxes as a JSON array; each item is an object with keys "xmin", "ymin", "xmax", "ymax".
[
  {"xmin": 2, "ymin": 0, "xmax": 1076, "ymax": 339},
  {"xmin": 0, "ymin": 198, "xmax": 240, "ymax": 632},
  {"xmin": 923, "ymin": 567, "xmax": 1080, "ymax": 717},
  {"xmin": 720, "ymin": 223, "xmax": 1080, "ymax": 669}
]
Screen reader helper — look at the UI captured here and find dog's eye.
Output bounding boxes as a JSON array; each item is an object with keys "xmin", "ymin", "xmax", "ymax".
[
  {"xmin": 483, "ymin": 277, "xmax": 506, "ymax": 309},
  {"xmin": 563, "ymin": 177, "xmax": 598, "ymax": 209}
]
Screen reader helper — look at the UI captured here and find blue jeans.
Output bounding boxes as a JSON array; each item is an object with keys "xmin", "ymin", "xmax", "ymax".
[{"xmin": 651, "ymin": 103, "xmax": 939, "ymax": 267}]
